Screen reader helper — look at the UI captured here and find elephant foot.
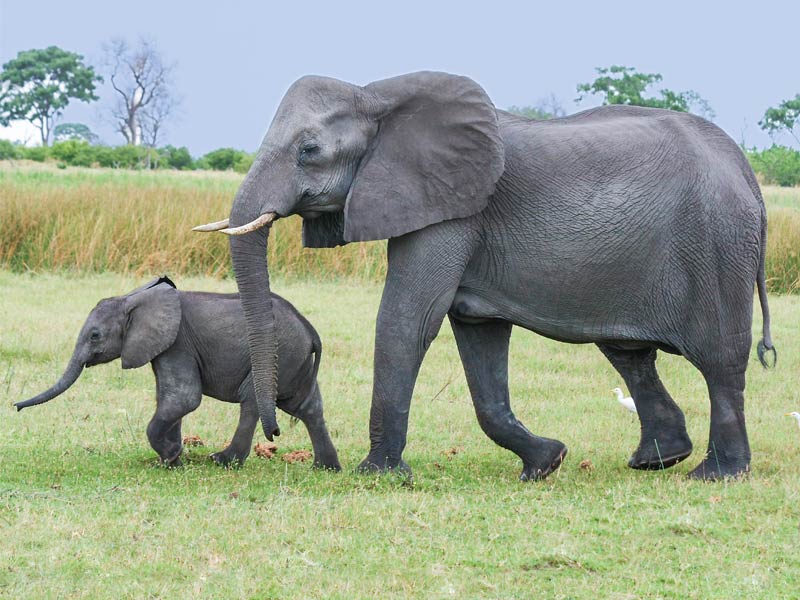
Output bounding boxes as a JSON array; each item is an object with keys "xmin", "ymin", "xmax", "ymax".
[
  {"xmin": 210, "ymin": 448, "xmax": 248, "ymax": 468},
  {"xmin": 628, "ymin": 434, "xmax": 693, "ymax": 470},
  {"xmin": 519, "ymin": 441, "xmax": 567, "ymax": 482},
  {"xmin": 687, "ymin": 454, "xmax": 750, "ymax": 481},
  {"xmin": 357, "ymin": 455, "xmax": 412, "ymax": 481}
]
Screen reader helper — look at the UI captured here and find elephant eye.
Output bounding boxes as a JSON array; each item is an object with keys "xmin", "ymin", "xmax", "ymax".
[
  {"xmin": 90, "ymin": 330, "xmax": 101, "ymax": 341},
  {"xmin": 298, "ymin": 143, "xmax": 320, "ymax": 164}
]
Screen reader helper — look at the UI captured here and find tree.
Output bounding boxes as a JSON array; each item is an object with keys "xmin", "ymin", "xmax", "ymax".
[
  {"xmin": 53, "ymin": 122, "xmax": 98, "ymax": 144},
  {"xmin": 0, "ymin": 47, "xmax": 102, "ymax": 146},
  {"xmin": 508, "ymin": 94, "xmax": 566, "ymax": 120},
  {"xmin": 759, "ymin": 94, "xmax": 800, "ymax": 146},
  {"xmin": 576, "ymin": 66, "xmax": 714, "ymax": 120},
  {"xmin": 104, "ymin": 38, "xmax": 178, "ymax": 146}
]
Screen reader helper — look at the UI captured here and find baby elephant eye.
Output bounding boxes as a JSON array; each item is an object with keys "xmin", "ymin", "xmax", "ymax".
[{"xmin": 89, "ymin": 330, "xmax": 101, "ymax": 341}]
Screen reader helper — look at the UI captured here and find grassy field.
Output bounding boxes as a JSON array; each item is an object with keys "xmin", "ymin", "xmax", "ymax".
[
  {"xmin": 0, "ymin": 162, "xmax": 387, "ymax": 281},
  {"xmin": 1, "ymin": 162, "xmax": 798, "ymax": 292},
  {"xmin": 1, "ymin": 271, "xmax": 799, "ymax": 599}
]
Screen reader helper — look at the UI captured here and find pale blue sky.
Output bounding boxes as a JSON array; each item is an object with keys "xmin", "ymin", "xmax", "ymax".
[{"xmin": 1, "ymin": 0, "xmax": 798, "ymax": 154}]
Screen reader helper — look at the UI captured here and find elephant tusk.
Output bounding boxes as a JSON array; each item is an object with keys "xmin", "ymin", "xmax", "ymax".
[
  {"xmin": 220, "ymin": 212, "xmax": 278, "ymax": 236},
  {"xmin": 192, "ymin": 218, "xmax": 230, "ymax": 232}
]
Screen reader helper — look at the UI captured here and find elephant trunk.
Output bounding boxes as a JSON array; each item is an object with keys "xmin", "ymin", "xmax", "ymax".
[
  {"xmin": 230, "ymin": 226, "xmax": 281, "ymax": 441},
  {"xmin": 15, "ymin": 351, "xmax": 85, "ymax": 411}
]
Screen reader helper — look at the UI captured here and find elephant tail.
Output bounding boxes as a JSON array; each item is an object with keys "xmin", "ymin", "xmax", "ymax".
[{"xmin": 756, "ymin": 203, "xmax": 776, "ymax": 369}]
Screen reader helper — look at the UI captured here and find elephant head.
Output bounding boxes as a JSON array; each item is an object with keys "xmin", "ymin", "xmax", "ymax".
[
  {"xmin": 15, "ymin": 277, "xmax": 181, "ymax": 411},
  {"xmin": 194, "ymin": 71, "xmax": 505, "ymax": 441}
]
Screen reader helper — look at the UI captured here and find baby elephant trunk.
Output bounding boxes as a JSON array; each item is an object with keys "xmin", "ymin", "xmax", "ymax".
[{"xmin": 15, "ymin": 352, "xmax": 85, "ymax": 411}]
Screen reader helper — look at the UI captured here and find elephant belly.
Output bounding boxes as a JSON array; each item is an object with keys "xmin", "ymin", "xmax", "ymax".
[{"xmin": 450, "ymin": 285, "xmax": 659, "ymax": 346}]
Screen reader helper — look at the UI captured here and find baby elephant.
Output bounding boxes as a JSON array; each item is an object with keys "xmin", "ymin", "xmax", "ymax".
[{"xmin": 15, "ymin": 276, "xmax": 340, "ymax": 470}]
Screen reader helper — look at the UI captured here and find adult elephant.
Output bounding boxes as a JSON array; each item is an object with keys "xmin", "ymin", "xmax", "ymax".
[{"xmin": 196, "ymin": 71, "xmax": 774, "ymax": 481}]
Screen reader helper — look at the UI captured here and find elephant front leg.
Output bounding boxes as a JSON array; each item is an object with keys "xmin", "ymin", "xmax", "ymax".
[
  {"xmin": 450, "ymin": 317, "xmax": 567, "ymax": 481},
  {"xmin": 357, "ymin": 224, "xmax": 476, "ymax": 477},
  {"xmin": 147, "ymin": 415, "xmax": 185, "ymax": 467},
  {"xmin": 149, "ymin": 355, "xmax": 202, "ymax": 467},
  {"xmin": 357, "ymin": 331, "xmax": 421, "ymax": 476}
]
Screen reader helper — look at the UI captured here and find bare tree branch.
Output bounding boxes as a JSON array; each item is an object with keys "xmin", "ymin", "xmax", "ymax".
[{"xmin": 102, "ymin": 37, "xmax": 178, "ymax": 146}]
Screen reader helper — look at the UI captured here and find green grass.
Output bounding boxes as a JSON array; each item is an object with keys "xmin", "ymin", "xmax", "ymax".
[{"xmin": 2, "ymin": 271, "xmax": 799, "ymax": 598}]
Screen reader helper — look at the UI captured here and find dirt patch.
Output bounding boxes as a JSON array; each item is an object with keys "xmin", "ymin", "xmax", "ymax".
[
  {"xmin": 579, "ymin": 459, "xmax": 593, "ymax": 471},
  {"xmin": 183, "ymin": 435, "xmax": 205, "ymax": 447},
  {"xmin": 443, "ymin": 447, "xmax": 462, "ymax": 459},
  {"xmin": 254, "ymin": 442, "xmax": 278, "ymax": 459}
]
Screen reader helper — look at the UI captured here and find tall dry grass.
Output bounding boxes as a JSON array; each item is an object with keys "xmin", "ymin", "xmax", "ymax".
[
  {"xmin": 0, "ymin": 164, "xmax": 797, "ymax": 291},
  {"xmin": 0, "ymin": 165, "xmax": 387, "ymax": 280},
  {"xmin": 765, "ymin": 208, "xmax": 800, "ymax": 294}
]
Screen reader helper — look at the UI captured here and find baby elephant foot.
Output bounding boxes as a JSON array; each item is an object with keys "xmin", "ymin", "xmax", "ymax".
[
  {"xmin": 628, "ymin": 433, "xmax": 693, "ymax": 471},
  {"xmin": 520, "ymin": 440, "xmax": 568, "ymax": 482},
  {"xmin": 155, "ymin": 444, "xmax": 183, "ymax": 468},
  {"xmin": 210, "ymin": 448, "xmax": 248, "ymax": 468},
  {"xmin": 159, "ymin": 454, "xmax": 183, "ymax": 468}
]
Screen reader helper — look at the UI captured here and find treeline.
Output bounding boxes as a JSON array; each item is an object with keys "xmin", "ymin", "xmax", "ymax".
[
  {"xmin": 0, "ymin": 139, "xmax": 254, "ymax": 173},
  {"xmin": 744, "ymin": 146, "xmax": 800, "ymax": 188},
  {"xmin": 3, "ymin": 137, "xmax": 798, "ymax": 187}
]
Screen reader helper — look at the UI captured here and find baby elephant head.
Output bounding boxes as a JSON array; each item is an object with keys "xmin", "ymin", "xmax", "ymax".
[{"xmin": 15, "ymin": 277, "xmax": 181, "ymax": 411}]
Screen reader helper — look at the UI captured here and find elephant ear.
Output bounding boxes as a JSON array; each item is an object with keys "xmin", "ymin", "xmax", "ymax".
[
  {"xmin": 121, "ymin": 283, "xmax": 182, "ymax": 369},
  {"xmin": 343, "ymin": 71, "xmax": 505, "ymax": 242}
]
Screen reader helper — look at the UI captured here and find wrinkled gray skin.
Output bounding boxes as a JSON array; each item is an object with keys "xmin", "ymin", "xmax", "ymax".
[
  {"xmin": 224, "ymin": 71, "xmax": 774, "ymax": 481},
  {"xmin": 15, "ymin": 277, "xmax": 340, "ymax": 470}
]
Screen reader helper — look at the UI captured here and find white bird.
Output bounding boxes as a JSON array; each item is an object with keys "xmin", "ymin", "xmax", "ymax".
[
  {"xmin": 786, "ymin": 412, "xmax": 800, "ymax": 429},
  {"xmin": 612, "ymin": 387, "xmax": 637, "ymax": 414}
]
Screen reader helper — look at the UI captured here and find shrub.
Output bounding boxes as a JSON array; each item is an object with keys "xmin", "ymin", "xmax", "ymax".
[
  {"xmin": 160, "ymin": 145, "xmax": 194, "ymax": 170},
  {"xmin": 20, "ymin": 146, "xmax": 49, "ymax": 162},
  {"xmin": 50, "ymin": 140, "xmax": 96, "ymax": 167},
  {"xmin": 0, "ymin": 140, "xmax": 20, "ymax": 159},
  {"xmin": 747, "ymin": 145, "xmax": 800, "ymax": 187},
  {"xmin": 97, "ymin": 145, "xmax": 159, "ymax": 169},
  {"xmin": 233, "ymin": 151, "xmax": 255, "ymax": 174},
  {"xmin": 199, "ymin": 147, "xmax": 250, "ymax": 171}
]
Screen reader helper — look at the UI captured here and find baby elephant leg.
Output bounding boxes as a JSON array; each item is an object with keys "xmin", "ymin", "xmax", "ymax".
[
  {"xmin": 148, "ymin": 355, "xmax": 202, "ymax": 467},
  {"xmin": 278, "ymin": 381, "xmax": 341, "ymax": 471},
  {"xmin": 211, "ymin": 381, "xmax": 259, "ymax": 467},
  {"xmin": 147, "ymin": 414, "xmax": 185, "ymax": 466}
]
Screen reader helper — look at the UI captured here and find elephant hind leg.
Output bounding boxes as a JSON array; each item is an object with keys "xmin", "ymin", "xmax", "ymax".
[
  {"xmin": 687, "ymin": 370, "xmax": 750, "ymax": 480},
  {"xmin": 682, "ymin": 319, "xmax": 752, "ymax": 480},
  {"xmin": 450, "ymin": 316, "xmax": 567, "ymax": 481},
  {"xmin": 597, "ymin": 344, "xmax": 693, "ymax": 470}
]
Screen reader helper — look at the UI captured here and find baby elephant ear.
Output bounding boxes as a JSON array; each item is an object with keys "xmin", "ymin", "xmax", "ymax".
[
  {"xmin": 121, "ymin": 283, "xmax": 182, "ymax": 369},
  {"xmin": 343, "ymin": 71, "xmax": 505, "ymax": 242}
]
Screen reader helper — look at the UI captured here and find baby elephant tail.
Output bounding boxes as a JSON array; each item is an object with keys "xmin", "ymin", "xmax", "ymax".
[{"xmin": 290, "ymin": 310, "xmax": 323, "ymax": 424}]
